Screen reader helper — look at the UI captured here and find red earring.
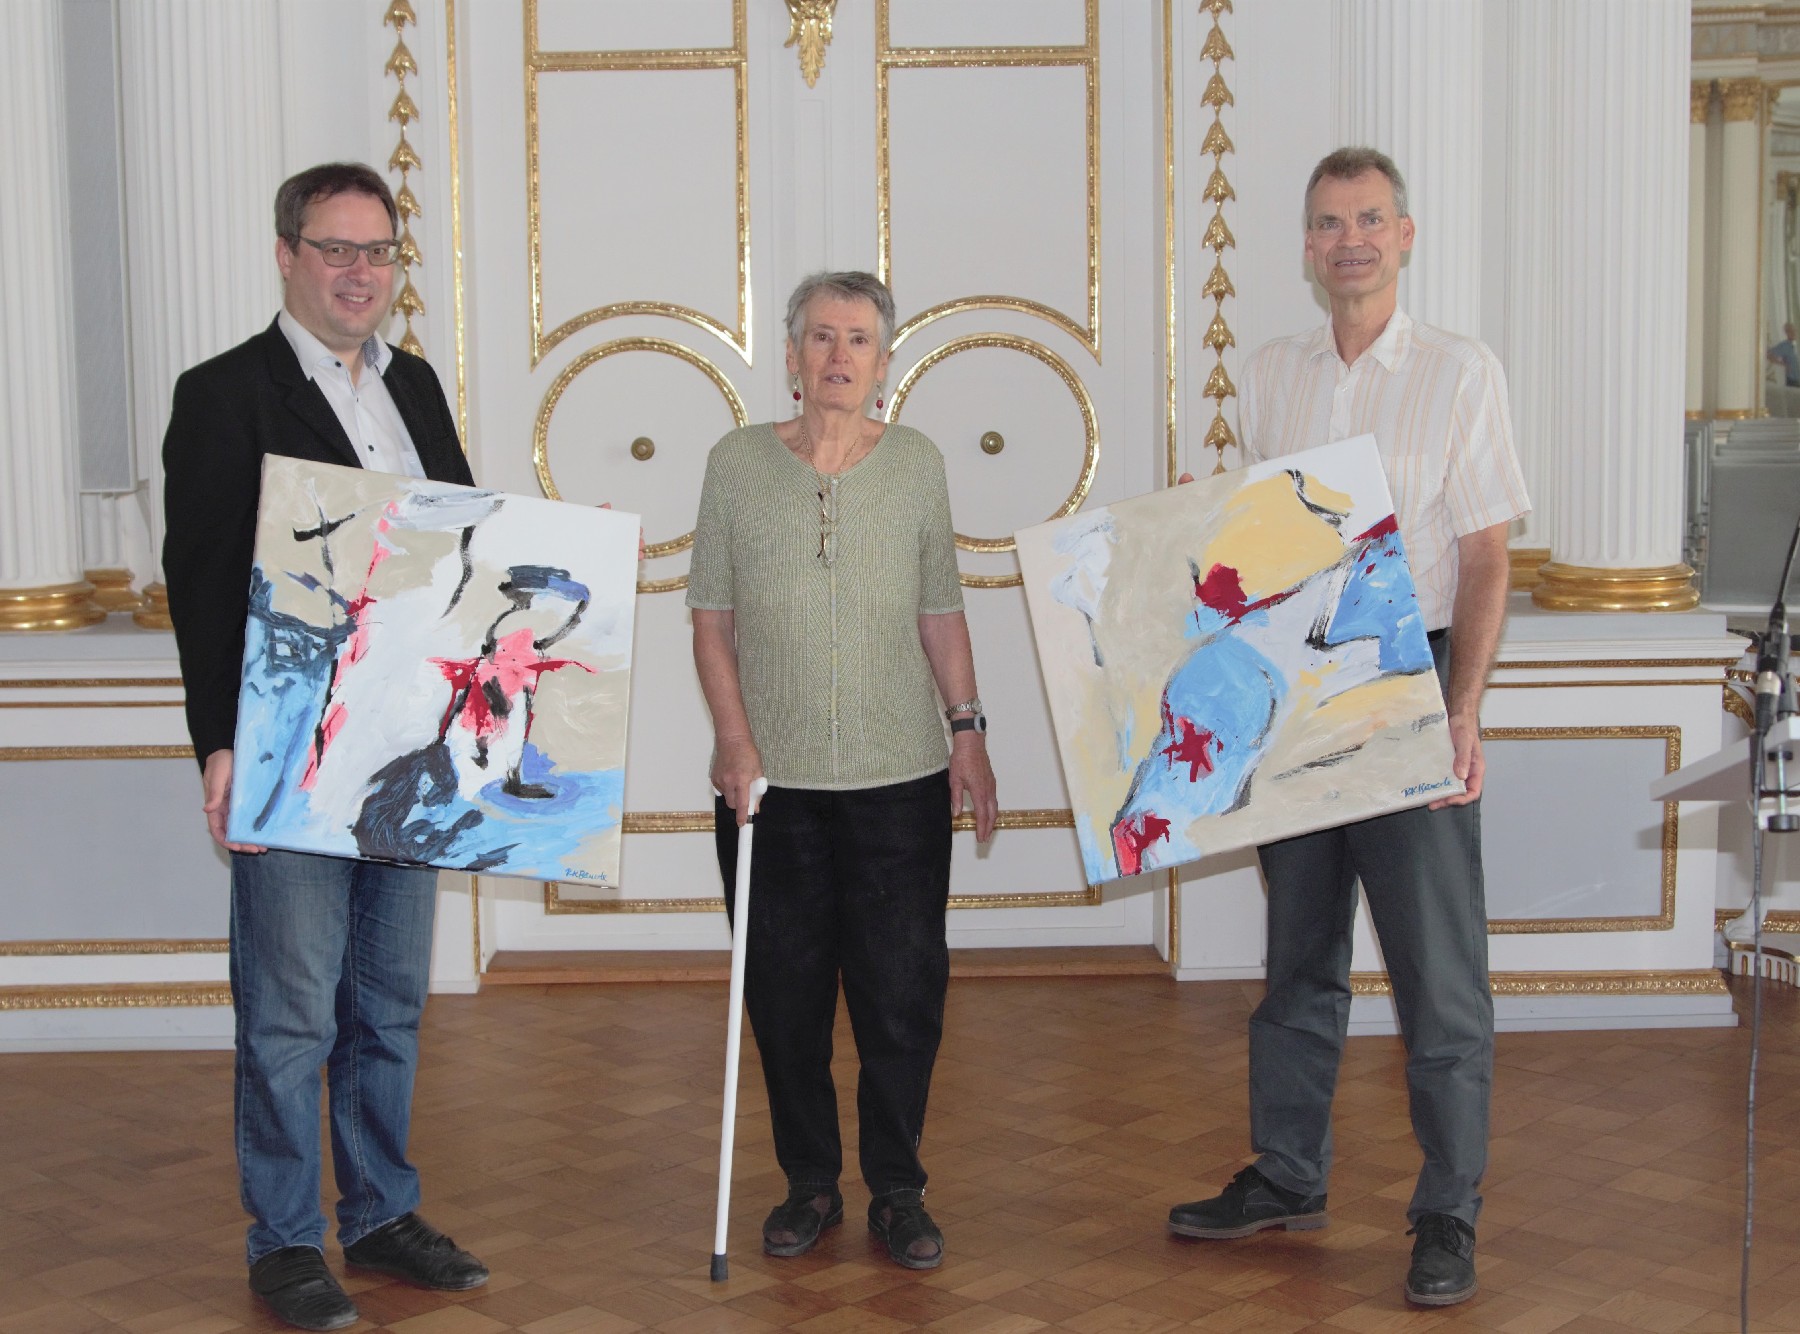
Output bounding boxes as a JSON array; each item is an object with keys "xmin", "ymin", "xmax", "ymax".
[
  {"xmin": 791, "ymin": 375, "xmax": 802, "ymax": 404},
  {"xmin": 875, "ymin": 386, "xmax": 885, "ymax": 413}
]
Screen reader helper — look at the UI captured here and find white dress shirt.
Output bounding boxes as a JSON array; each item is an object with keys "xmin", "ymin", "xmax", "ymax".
[
  {"xmin": 1239, "ymin": 307, "xmax": 1530, "ymax": 630},
  {"xmin": 278, "ymin": 309, "xmax": 426, "ymax": 479}
]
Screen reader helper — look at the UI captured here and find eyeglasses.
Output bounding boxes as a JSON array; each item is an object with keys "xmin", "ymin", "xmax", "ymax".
[
  {"xmin": 292, "ymin": 235, "xmax": 401, "ymax": 267},
  {"xmin": 816, "ymin": 476, "xmax": 837, "ymax": 567}
]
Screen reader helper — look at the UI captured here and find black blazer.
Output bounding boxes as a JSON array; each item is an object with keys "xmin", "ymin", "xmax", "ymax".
[{"xmin": 162, "ymin": 318, "xmax": 476, "ymax": 765}]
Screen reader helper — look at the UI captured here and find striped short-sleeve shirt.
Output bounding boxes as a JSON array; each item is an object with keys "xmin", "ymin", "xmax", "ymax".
[
  {"xmin": 1239, "ymin": 308, "xmax": 1530, "ymax": 629},
  {"xmin": 686, "ymin": 422, "xmax": 964, "ymax": 790}
]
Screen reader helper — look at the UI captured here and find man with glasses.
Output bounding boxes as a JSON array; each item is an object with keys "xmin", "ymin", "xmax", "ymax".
[{"xmin": 162, "ymin": 162, "xmax": 486, "ymax": 1332}]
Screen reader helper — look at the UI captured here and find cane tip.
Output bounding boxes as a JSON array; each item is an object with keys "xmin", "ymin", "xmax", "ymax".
[{"xmin": 710, "ymin": 1254, "xmax": 728, "ymax": 1282}]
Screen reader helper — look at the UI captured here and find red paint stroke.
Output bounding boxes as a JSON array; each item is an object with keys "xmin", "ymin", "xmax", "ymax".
[
  {"xmin": 1355, "ymin": 513, "xmax": 1398, "ymax": 542},
  {"xmin": 1112, "ymin": 811, "xmax": 1172, "ymax": 877},
  {"xmin": 1193, "ymin": 562, "xmax": 1296, "ymax": 625},
  {"xmin": 433, "ymin": 627, "xmax": 595, "ymax": 740},
  {"xmin": 1161, "ymin": 715, "xmax": 1220, "ymax": 782}
]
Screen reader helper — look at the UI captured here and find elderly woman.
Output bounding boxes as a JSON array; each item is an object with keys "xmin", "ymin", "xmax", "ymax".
[{"xmin": 688, "ymin": 271, "xmax": 997, "ymax": 1270}]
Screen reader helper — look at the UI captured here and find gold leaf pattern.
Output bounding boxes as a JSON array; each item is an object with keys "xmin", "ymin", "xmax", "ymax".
[
  {"xmin": 783, "ymin": 0, "xmax": 837, "ymax": 88},
  {"xmin": 1203, "ymin": 311, "xmax": 1235, "ymax": 352},
  {"xmin": 1202, "ymin": 165, "xmax": 1235, "ymax": 203},
  {"xmin": 1200, "ymin": 119, "xmax": 1234, "ymax": 156},
  {"xmin": 388, "ymin": 134, "xmax": 422, "ymax": 174},
  {"xmin": 1200, "ymin": 23, "xmax": 1234, "ymax": 64},
  {"xmin": 1203, "ymin": 362, "xmax": 1236, "ymax": 401},
  {"xmin": 1204, "ymin": 410, "xmax": 1237, "ymax": 450},
  {"xmin": 383, "ymin": 2, "xmax": 424, "ymax": 356},
  {"xmin": 385, "ymin": 37, "xmax": 417, "ymax": 78},
  {"xmin": 1201, "ymin": 259, "xmax": 1235, "ymax": 300},
  {"xmin": 1200, "ymin": 71, "xmax": 1234, "ymax": 108},
  {"xmin": 392, "ymin": 278, "xmax": 426, "ymax": 319},
  {"xmin": 1202, "ymin": 209, "xmax": 1235, "ymax": 252}
]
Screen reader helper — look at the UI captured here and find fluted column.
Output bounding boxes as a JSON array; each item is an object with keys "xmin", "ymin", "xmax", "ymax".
[
  {"xmin": 1534, "ymin": 0, "xmax": 1695, "ymax": 612},
  {"xmin": 1501, "ymin": 0, "xmax": 1555, "ymax": 589},
  {"xmin": 1688, "ymin": 81, "xmax": 1712, "ymax": 417},
  {"xmin": 80, "ymin": 494, "xmax": 151, "ymax": 615},
  {"xmin": 0, "ymin": 2, "xmax": 105, "ymax": 632},
  {"xmin": 1337, "ymin": 0, "xmax": 1482, "ymax": 336},
  {"xmin": 1715, "ymin": 77, "xmax": 1764, "ymax": 419},
  {"xmin": 118, "ymin": 0, "xmax": 282, "ymax": 629}
]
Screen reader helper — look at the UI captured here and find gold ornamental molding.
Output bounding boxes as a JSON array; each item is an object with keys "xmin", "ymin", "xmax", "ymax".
[
  {"xmin": 0, "ymin": 982, "xmax": 230, "ymax": 1012},
  {"xmin": 784, "ymin": 0, "xmax": 836, "ymax": 87},
  {"xmin": 1531, "ymin": 562, "xmax": 1700, "ymax": 613},
  {"xmin": 886, "ymin": 333, "xmax": 1100, "ymax": 568},
  {"xmin": 1691, "ymin": 79, "xmax": 1714, "ymax": 124},
  {"xmin": 1196, "ymin": 0, "xmax": 1237, "ymax": 475},
  {"xmin": 524, "ymin": 0, "xmax": 751, "ymax": 366},
  {"xmin": 0, "ymin": 744, "xmax": 193, "ymax": 762},
  {"xmin": 1351, "ymin": 969, "xmax": 1728, "ymax": 998},
  {"xmin": 532, "ymin": 336, "xmax": 749, "ymax": 594},
  {"xmin": 1507, "ymin": 546, "xmax": 1549, "ymax": 592},
  {"xmin": 132, "ymin": 582, "xmax": 172, "ymax": 631},
  {"xmin": 383, "ymin": 0, "xmax": 428, "ymax": 359},
  {"xmin": 875, "ymin": 0, "xmax": 1101, "ymax": 360},
  {"xmin": 0, "ymin": 677, "xmax": 183, "ymax": 689},
  {"xmin": 545, "ymin": 808, "xmax": 1096, "ymax": 914},
  {"xmin": 1720, "ymin": 76, "xmax": 1765, "ymax": 122},
  {"xmin": 0, "ymin": 939, "xmax": 225, "ymax": 956},
  {"xmin": 0, "ymin": 581, "xmax": 106, "ymax": 633},
  {"xmin": 83, "ymin": 568, "xmax": 146, "ymax": 615},
  {"xmin": 1480, "ymin": 725, "xmax": 1679, "ymax": 934}
]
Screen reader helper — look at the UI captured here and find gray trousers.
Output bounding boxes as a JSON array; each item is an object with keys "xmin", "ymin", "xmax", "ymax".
[{"xmin": 1248, "ymin": 633, "xmax": 1492, "ymax": 1227}]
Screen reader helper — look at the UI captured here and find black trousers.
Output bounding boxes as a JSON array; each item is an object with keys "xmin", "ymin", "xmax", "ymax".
[{"xmin": 715, "ymin": 770, "xmax": 952, "ymax": 1196}]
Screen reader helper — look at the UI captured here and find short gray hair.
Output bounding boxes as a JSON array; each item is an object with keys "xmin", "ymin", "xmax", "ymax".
[
  {"xmin": 784, "ymin": 271, "xmax": 896, "ymax": 351},
  {"xmin": 1304, "ymin": 146, "xmax": 1408, "ymax": 226}
]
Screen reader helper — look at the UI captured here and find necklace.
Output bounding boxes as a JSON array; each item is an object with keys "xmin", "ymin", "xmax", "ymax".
[{"xmin": 797, "ymin": 419, "xmax": 835, "ymax": 566}]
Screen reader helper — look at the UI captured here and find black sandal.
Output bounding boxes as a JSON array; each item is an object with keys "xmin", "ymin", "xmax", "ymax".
[
  {"xmin": 761, "ymin": 1185, "xmax": 843, "ymax": 1257},
  {"xmin": 868, "ymin": 1189, "xmax": 944, "ymax": 1270}
]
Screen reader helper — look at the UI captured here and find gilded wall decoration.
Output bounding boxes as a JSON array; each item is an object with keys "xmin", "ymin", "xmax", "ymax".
[{"xmin": 383, "ymin": 0, "xmax": 428, "ymax": 358}]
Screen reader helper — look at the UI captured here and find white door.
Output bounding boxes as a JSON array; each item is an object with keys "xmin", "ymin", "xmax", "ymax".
[{"xmin": 459, "ymin": 0, "xmax": 1174, "ymax": 959}]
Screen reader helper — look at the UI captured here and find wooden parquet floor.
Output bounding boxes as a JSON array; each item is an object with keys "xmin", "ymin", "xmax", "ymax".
[{"xmin": 4, "ymin": 974, "xmax": 1800, "ymax": 1333}]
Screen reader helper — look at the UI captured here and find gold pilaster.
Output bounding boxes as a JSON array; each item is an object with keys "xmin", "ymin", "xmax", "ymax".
[
  {"xmin": 132, "ymin": 581, "xmax": 174, "ymax": 630},
  {"xmin": 1719, "ymin": 76, "xmax": 1763, "ymax": 123},
  {"xmin": 0, "ymin": 581, "xmax": 106, "ymax": 632},
  {"xmin": 82, "ymin": 569, "xmax": 146, "ymax": 615},
  {"xmin": 1531, "ymin": 562, "xmax": 1700, "ymax": 612},
  {"xmin": 1690, "ymin": 79, "xmax": 1713, "ymax": 124},
  {"xmin": 1507, "ymin": 546, "xmax": 1549, "ymax": 592}
]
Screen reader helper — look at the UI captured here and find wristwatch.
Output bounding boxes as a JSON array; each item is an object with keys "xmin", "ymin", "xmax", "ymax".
[{"xmin": 945, "ymin": 697, "xmax": 986, "ymax": 735}]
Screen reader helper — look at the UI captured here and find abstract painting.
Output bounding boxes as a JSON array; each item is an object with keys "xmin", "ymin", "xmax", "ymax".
[
  {"xmin": 1015, "ymin": 436, "xmax": 1458, "ymax": 885},
  {"xmin": 228, "ymin": 456, "xmax": 638, "ymax": 884}
]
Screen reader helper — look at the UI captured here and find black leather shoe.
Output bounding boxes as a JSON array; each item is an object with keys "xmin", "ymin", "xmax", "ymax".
[
  {"xmin": 868, "ymin": 1189, "xmax": 944, "ymax": 1270},
  {"xmin": 1168, "ymin": 1166, "xmax": 1329, "ymax": 1239},
  {"xmin": 343, "ymin": 1212, "xmax": 489, "ymax": 1291},
  {"xmin": 1404, "ymin": 1212, "xmax": 1477, "ymax": 1306},
  {"xmin": 761, "ymin": 1185, "xmax": 844, "ymax": 1257},
  {"xmin": 248, "ymin": 1246, "xmax": 358, "ymax": 1332}
]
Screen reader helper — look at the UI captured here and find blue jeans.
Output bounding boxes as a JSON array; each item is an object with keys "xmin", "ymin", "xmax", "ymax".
[{"xmin": 230, "ymin": 849, "xmax": 439, "ymax": 1265}]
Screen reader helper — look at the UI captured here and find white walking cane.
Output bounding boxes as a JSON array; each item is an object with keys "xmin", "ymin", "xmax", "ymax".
[{"xmin": 711, "ymin": 775, "xmax": 768, "ymax": 1282}]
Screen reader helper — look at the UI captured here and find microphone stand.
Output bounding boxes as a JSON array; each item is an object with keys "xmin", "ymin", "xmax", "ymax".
[{"xmin": 1738, "ymin": 509, "xmax": 1800, "ymax": 1333}]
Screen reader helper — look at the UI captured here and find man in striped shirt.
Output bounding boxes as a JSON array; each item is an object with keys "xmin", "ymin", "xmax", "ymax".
[{"xmin": 1168, "ymin": 147, "xmax": 1529, "ymax": 1309}]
